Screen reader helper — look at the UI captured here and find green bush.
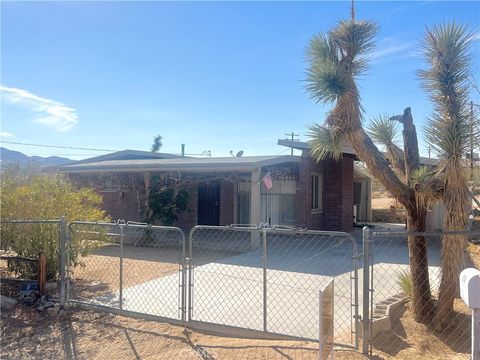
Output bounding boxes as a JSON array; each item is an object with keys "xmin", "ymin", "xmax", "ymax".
[{"xmin": 1, "ymin": 168, "xmax": 109, "ymax": 280}]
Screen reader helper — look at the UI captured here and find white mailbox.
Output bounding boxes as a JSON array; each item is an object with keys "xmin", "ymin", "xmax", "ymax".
[{"xmin": 460, "ymin": 268, "xmax": 480, "ymax": 308}]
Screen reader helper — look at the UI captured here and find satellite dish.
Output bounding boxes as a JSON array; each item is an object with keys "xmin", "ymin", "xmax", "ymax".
[
  {"xmin": 229, "ymin": 150, "xmax": 235, "ymax": 157},
  {"xmin": 236, "ymin": 150, "xmax": 244, "ymax": 158}
]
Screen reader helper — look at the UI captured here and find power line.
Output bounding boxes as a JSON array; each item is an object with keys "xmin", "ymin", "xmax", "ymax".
[{"xmin": 0, "ymin": 140, "xmax": 119, "ymax": 152}]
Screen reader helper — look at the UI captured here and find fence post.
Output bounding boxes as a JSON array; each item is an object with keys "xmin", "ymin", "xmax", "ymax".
[
  {"xmin": 188, "ymin": 229, "xmax": 193, "ymax": 323},
  {"xmin": 362, "ymin": 226, "xmax": 370, "ymax": 355},
  {"xmin": 59, "ymin": 216, "xmax": 67, "ymax": 308},
  {"xmin": 181, "ymin": 230, "xmax": 187, "ymax": 327},
  {"xmin": 262, "ymin": 230, "xmax": 267, "ymax": 332},
  {"xmin": 38, "ymin": 251, "xmax": 47, "ymax": 294},
  {"xmin": 119, "ymin": 224, "xmax": 124, "ymax": 310},
  {"xmin": 353, "ymin": 239, "xmax": 360, "ymax": 350}
]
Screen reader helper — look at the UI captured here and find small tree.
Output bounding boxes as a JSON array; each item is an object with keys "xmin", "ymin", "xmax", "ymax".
[
  {"xmin": 151, "ymin": 135, "xmax": 163, "ymax": 152},
  {"xmin": 147, "ymin": 175, "xmax": 189, "ymax": 226},
  {"xmin": 1, "ymin": 168, "xmax": 108, "ymax": 279}
]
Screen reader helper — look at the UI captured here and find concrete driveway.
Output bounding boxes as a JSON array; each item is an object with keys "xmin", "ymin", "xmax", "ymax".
[{"xmin": 90, "ymin": 227, "xmax": 443, "ymax": 347}]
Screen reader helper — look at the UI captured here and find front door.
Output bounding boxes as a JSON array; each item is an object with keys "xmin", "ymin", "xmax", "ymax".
[{"xmin": 197, "ymin": 183, "xmax": 220, "ymax": 225}]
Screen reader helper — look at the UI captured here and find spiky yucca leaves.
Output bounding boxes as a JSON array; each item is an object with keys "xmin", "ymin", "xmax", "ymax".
[
  {"xmin": 307, "ymin": 124, "xmax": 344, "ymax": 161},
  {"xmin": 368, "ymin": 115, "xmax": 400, "ymax": 146},
  {"xmin": 368, "ymin": 115, "xmax": 405, "ymax": 173},
  {"xmin": 411, "ymin": 166, "xmax": 442, "ymax": 209},
  {"xmin": 306, "ymin": 20, "xmax": 377, "ymax": 132},
  {"xmin": 419, "ymin": 22, "xmax": 474, "ymax": 327}
]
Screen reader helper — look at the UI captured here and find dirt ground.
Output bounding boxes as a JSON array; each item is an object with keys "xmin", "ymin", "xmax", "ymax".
[
  {"xmin": 69, "ymin": 245, "xmax": 181, "ymax": 299},
  {"xmin": 371, "ymin": 299, "xmax": 471, "ymax": 360},
  {"xmin": 0, "ymin": 300, "xmax": 472, "ymax": 360},
  {"xmin": 2, "ymin": 239, "xmax": 478, "ymax": 359}
]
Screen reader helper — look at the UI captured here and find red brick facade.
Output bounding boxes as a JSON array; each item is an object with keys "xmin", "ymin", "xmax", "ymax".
[
  {"xmin": 69, "ymin": 155, "xmax": 353, "ymax": 232},
  {"xmin": 294, "ymin": 152, "xmax": 353, "ymax": 231}
]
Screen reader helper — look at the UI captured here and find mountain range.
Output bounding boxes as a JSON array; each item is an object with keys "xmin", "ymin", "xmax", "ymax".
[{"xmin": 0, "ymin": 147, "xmax": 73, "ymax": 167}]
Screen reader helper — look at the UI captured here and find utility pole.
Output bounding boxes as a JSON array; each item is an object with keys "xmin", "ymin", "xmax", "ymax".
[
  {"xmin": 351, "ymin": 0, "xmax": 355, "ymax": 22},
  {"xmin": 285, "ymin": 132, "xmax": 299, "ymax": 156}
]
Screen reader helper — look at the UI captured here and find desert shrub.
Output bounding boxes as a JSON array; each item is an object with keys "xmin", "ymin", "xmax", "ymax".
[
  {"xmin": 1, "ymin": 167, "xmax": 109, "ymax": 279},
  {"xmin": 396, "ymin": 269, "xmax": 412, "ymax": 298}
]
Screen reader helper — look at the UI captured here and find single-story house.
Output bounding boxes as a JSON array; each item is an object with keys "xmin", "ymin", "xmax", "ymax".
[{"xmin": 48, "ymin": 141, "xmax": 372, "ymax": 232}]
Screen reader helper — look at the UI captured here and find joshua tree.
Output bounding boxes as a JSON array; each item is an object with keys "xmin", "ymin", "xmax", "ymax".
[
  {"xmin": 305, "ymin": 18, "xmax": 433, "ymax": 321},
  {"xmin": 306, "ymin": 15, "xmax": 476, "ymax": 325},
  {"xmin": 419, "ymin": 23, "xmax": 476, "ymax": 327}
]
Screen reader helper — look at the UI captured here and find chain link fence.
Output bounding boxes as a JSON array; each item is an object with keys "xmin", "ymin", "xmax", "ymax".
[
  {"xmin": 5, "ymin": 218, "xmax": 480, "ymax": 358},
  {"xmin": 363, "ymin": 228, "xmax": 480, "ymax": 358},
  {"xmin": 67, "ymin": 221, "xmax": 186, "ymax": 323},
  {"xmin": 188, "ymin": 225, "xmax": 359, "ymax": 348}
]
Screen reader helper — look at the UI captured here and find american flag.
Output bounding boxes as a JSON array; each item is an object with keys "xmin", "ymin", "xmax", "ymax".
[{"xmin": 262, "ymin": 171, "xmax": 273, "ymax": 190}]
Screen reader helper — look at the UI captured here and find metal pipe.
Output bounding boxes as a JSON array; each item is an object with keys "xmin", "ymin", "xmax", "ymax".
[
  {"xmin": 119, "ymin": 224, "xmax": 124, "ymax": 310},
  {"xmin": 353, "ymin": 240, "xmax": 360, "ymax": 350},
  {"xmin": 262, "ymin": 230, "xmax": 268, "ymax": 332},
  {"xmin": 180, "ymin": 230, "xmax": 187, "ymax": 326},
  {"xmin": 59, "ymin": 216, "xmax": 67, "ymax": 308},
  {"xmin": 188, "ymin": 227, "xmax": 194, "ymax": 321},
  {"xmin": 362, "ymin": 226, "xmax": 370, "ymax": 355},
  {"xmin": 0, "ymin": 219, "xmax": 61, "ymax": 224}
]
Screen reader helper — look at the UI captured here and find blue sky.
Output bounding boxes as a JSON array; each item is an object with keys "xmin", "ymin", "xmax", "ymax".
[{"xmin": 1, "ymin": 1, "xmax": 479, "ymax": 160}]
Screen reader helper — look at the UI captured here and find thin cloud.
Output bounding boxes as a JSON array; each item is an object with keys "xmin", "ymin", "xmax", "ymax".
[
  {"xmin": 371, "ymin": 43, "xmax": 413, "ymax": 61},
  {"xmin": 0, "ymin": 85, "xmax": 78, "ymax": 132},
  {"xmin": 0, "ymin": 131, "xmax": 15, "ymax": 138}
]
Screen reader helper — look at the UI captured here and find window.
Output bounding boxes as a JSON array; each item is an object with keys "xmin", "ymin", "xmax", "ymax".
[
  {"xmin": 99, "ymin": 175, "xmax": 120, "ymax": 192},
  {"xmin": 311, "ymin": 173, "xmax": 323, "ymax": 212}
]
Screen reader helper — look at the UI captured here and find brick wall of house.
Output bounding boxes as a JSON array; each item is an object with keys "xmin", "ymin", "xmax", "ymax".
[
  {"xmin": 174, "ymin": 184, "xmax": 198, "ymax": 233},
  {"xmin": 295, "ymin": 156, "xmax": 326, "ymax": 229},
  {"xmin": 219, "ymin": 181, "xmax": 235, "ymax": 226},
  {"xmin": 296, "ymin": 152, "xmax": 354, "ymax": 231},
  {"xmin": 324, "ymin": 156, "xmax": 354, "ymax": 231},
  {"xmin": 100, "ymin": 190, "xmax": 145, "ymax": 222}
]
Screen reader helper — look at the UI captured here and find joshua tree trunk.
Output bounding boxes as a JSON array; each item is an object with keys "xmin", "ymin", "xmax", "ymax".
[
  {"xmin": 406, "ymin": 208, "xmax": 433, "ymax": 321},
  {"xmin": 344, "ymin": 127, "xmax": 433, "ymax": 321},
  {"xmin": 434, "ymin": 179, "xmax": 469, "ymax": 328}
]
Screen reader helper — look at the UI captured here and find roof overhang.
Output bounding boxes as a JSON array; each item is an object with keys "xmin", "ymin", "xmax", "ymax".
[{"xmin": 51, "ymin": 155, "xmax": 302, "ymax": 174}]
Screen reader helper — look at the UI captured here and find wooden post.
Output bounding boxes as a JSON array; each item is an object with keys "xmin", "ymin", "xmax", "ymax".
[{"xmin": 38, "ymin": 251, "xmax": 47, "ymax": 294}]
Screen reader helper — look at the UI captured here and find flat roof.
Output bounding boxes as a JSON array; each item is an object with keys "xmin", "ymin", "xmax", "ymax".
[
  {"xmin": 52, "ymin": 155, "xmax": 302, "ymax": 174},
  {"xmin": 277, "ymin": 139, "xmax": 356, "ymax": 155}
]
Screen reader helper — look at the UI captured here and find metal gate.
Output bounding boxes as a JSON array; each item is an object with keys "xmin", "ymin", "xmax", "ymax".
[
  {"xmin": 66, "ymin": 221, "xmax": 186, "ymax": 324},
  {"xmin": 188, "ymin": 225, "xmax": 360, "ymax": 348}
]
